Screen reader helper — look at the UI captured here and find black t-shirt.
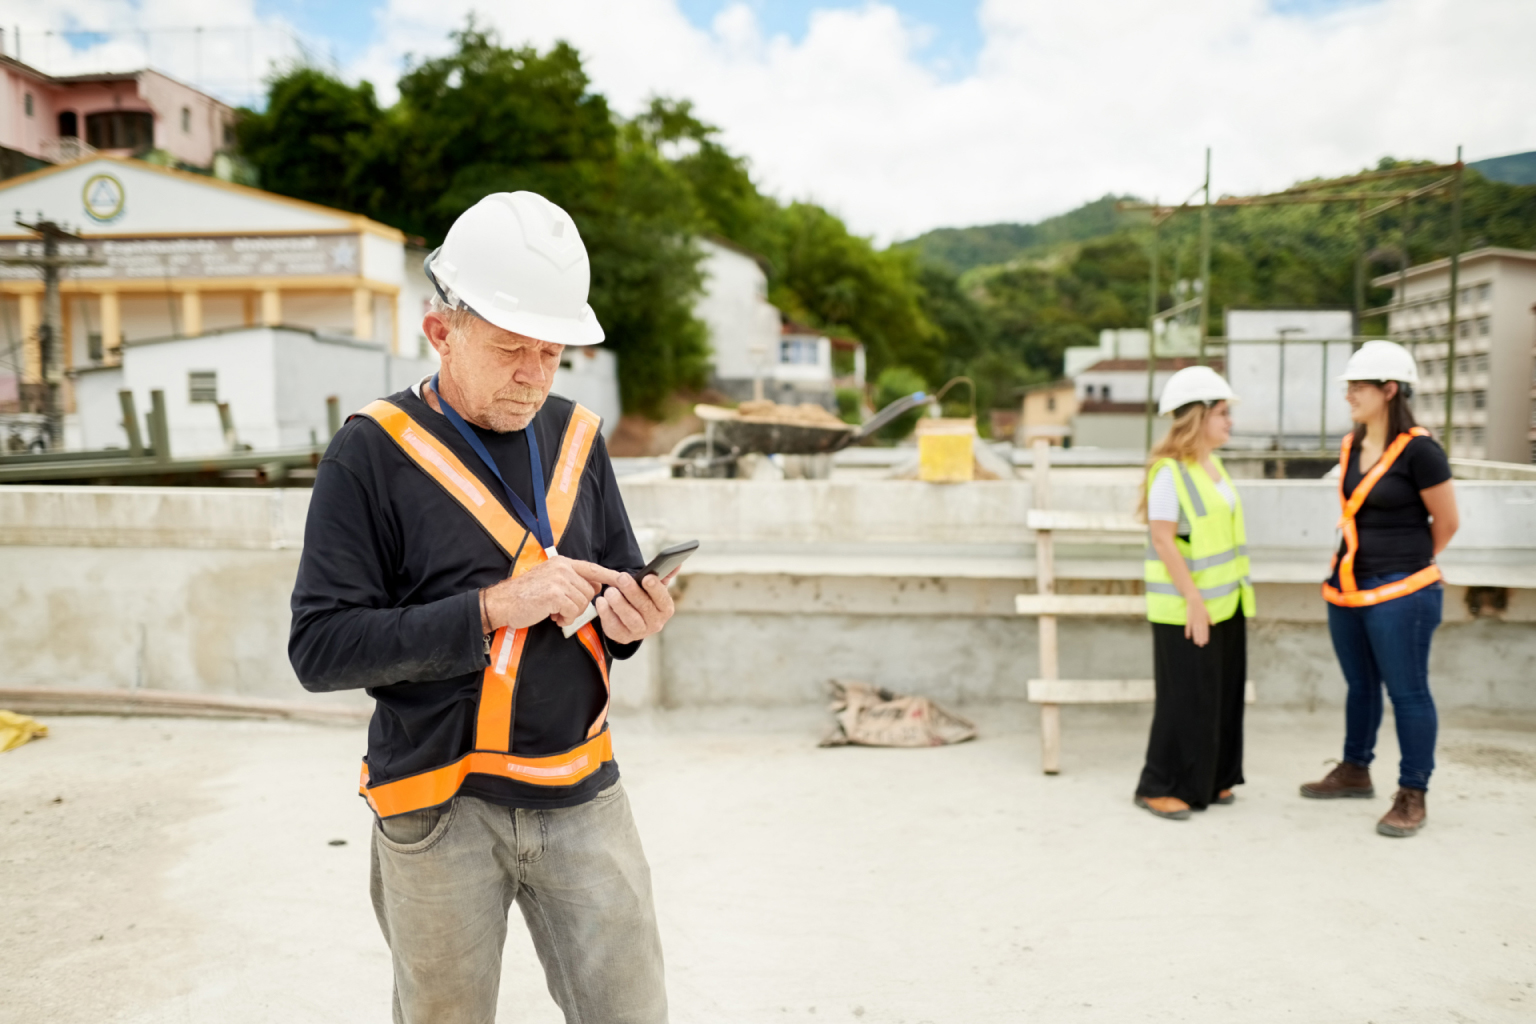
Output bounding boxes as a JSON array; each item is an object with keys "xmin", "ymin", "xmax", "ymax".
[
  {"xmin": 288, "ymin": 387, "xmax": 643, "ymax": 810},
  {"xmin": 1333, "ymin": 434, "xmax": 1451, "ymax": 581}
]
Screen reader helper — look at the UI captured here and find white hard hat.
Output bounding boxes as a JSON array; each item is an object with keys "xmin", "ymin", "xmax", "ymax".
[
  {"xmin": 1158, "ymin": 365, "xmax": 1238, "ymax": 416},
  {"xmin": 425, "ymin": 192, "xmax": 605, "ymax": 346},
  {"xmin": 1339, "ymin": 340, "xmax": 1418, "ymax": 386}
]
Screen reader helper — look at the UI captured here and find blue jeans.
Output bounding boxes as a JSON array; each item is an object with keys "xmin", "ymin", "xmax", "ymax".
[{"xmin": 1326, "ymin": 574, "xmax": 1442, "ymax": 791}]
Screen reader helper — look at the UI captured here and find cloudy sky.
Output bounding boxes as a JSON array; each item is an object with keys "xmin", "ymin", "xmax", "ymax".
[{"xmin": 17, "ymin": 0, "xmax": 1536, "ymax": 241}]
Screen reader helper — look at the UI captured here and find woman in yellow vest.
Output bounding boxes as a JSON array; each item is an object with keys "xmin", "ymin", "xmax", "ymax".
[
  {"xmin": 1134, "ymin": 366, "xmax": 1256, "ymax": 820},
  {"xmin": 1300, "ymin": 341, "xmax": 1458, "ymax": 838}
]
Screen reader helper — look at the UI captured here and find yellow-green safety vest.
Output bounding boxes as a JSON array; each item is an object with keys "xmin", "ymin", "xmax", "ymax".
[{"xmin": 1143, "ymin": 455, "xmax": 1257, "ymax": 626}]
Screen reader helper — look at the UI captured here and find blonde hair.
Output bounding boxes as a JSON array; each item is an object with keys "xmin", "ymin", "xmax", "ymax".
[{"xmin": 1135, "ymin": 402, "xmax": 1213, "ymax": 522}]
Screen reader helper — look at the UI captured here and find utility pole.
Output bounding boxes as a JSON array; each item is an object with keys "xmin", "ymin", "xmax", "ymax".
[{"xmin": 2, "ymin": 216, "xmax": 104, "ymax": 450}]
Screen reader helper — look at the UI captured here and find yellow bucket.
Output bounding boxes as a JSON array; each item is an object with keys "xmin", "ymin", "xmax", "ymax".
[{"xmin": 917, "ymin": 417, "xmax": 976, "ymax": 482}]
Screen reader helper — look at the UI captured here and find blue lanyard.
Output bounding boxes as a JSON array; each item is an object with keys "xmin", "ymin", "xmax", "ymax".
[{"xmin": 430, "ymin": 374, "xmax": 554, "ymax": 554}]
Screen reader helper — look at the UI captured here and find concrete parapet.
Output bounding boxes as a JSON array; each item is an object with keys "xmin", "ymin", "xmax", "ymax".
[{"xmin": 1, "ymin": 479, "xmax": 1533, "ymax": 712}]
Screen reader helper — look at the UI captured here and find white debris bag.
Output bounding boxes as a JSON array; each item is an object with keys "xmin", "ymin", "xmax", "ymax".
[{"xmin": 820, "ymin": 680, "xmax": 977, "ymax": 748}]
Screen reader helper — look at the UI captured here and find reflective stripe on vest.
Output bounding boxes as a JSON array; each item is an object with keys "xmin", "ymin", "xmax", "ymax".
[
  {"xmin": 352, "ymin": 398, "xmax": 611, "ymax": 815},
  {"xmin": 1143, "ymin": 455, "xmax": 1256, "ymax": 626},
  {"xmin": 1321, "ymin": 426, "xmax": 1442, "ymax": 608}
]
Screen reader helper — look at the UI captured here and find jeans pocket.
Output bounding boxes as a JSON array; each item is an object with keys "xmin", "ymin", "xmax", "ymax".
[
  {"xmin": 376, "ymin": 802, "xmax": 454, "ymax": 852},
  {"xmin": 591, "ymin": 780, "xmax": 624, "ymax": 804}
]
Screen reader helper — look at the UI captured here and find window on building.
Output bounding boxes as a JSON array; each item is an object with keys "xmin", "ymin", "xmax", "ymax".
[
  {"xmin": 1478, "ymin": 283, "xmax": 1491, "ymax": 303},
  {"xmin": 1047, "ymin": 396, "xmax": 1056, "ymax": 412},
  {"xmin": 86, "ymin": 110, "xmax": 155, "ymax": 152},
  {"xmin": 58, "ymin": 111, "xmax": 78, "ymax": 137},
  {"xmin": 1101, "ymin": 385, "xmax": 1112, "ymax": 402},
  {"xmin": 1478, "ymin": 317, "xmax": 1490, "ymax": 336},
  {"xmin": 87, "ymin": 332, "xmax": 103, "ymax": 363},
  {"xmin": 1475, "ymin": 354, "xmax": 1489, "ymax": 373},
  {"xmin": 1455, "ymin": 391, "xmax": 1468, "ymax": 410},
  {"xmin": 24, "ymin": 92, "xmax": 34, "ymax": 117},
  {"xmin": 1473, "ymin": 390, "xmax": 1486, "ymax": 409},
  {"xmin": 188, "ymin": 371, "xmax": 218, "ymax": 404},
  {"xmin": 1084, "ymin": 385, "xmax": 1096, "ymax": 400},
  {"xmin": 1458, "ymin": 355, "xmax": 1470, "ymax": 374},
  {"xmin": 181, "ymin": 106, "xmax": 191, "ymax": 133},
  {"xmin": 778, "ymin": 338, "xmax": 819, "ymax": 365},
  {"xmin": 1458, "ymin": 319, "xmax": 1472, "ymax": 339},
  {"xmin": 1472, "ymin": 427, "xmax": 1485, "ymax": 447}
]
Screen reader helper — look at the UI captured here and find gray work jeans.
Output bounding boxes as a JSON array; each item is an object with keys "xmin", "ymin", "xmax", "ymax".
[{"xmin": 370, "ymin": 783, "xmax": 668, "ymax": 1024}]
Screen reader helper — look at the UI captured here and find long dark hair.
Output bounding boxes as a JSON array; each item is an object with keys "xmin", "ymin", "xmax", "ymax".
[{"xmin": 1350, "ymin": 381, "xmax": 1418, "ymax": 445}]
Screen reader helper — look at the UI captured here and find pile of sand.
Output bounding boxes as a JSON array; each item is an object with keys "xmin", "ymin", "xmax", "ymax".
[{"xmin": 736, "ymin": 400, "xmax": 846, "ymax": 427}]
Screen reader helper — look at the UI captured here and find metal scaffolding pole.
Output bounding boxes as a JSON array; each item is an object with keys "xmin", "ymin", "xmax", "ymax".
[
  {"xmin": 1144, "ymin": 209, "xmax": 1160, "ymax": 452},
  {"xmin": 1443, "ymin": 146, "xmax": 1464, "ymax": 449},
  {"xmin": 1198, "ymin": 148, "xmax": 1212, "ymax": 366}
]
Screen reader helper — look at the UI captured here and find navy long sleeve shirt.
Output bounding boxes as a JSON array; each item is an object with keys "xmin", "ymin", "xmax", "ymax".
[{"xmin": 289, "ymin": 385, "xmax": 642, "ymax": 810}]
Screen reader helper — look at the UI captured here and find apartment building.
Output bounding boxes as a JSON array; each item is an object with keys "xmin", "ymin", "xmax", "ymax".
[{"xmin": 1378, "ymin": 248, "xmax": 1536, "ymax": 463}]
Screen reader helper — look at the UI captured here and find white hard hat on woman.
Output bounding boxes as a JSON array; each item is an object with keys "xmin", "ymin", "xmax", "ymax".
[
  {"xmin": 423, "ymin": 191, "xmax": 605, "ymax": 347},
  {"xmin": 1158, "ymin": 364, "xmax": 1239, "ymax": 415},
  {"xmin": 1338, "ymin": 340, "xmax": 1418, "ymax": 388}
]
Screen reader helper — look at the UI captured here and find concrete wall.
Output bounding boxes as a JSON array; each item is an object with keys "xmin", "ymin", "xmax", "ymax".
[{"xmin": 2, "ymin": 478, "xmax": 1534, "ymax": 713}]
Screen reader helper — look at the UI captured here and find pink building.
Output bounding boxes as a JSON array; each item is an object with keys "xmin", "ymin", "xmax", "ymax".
[{"xmin": 0, "ymin": 55, "xmax": 234, "ymax": 178}]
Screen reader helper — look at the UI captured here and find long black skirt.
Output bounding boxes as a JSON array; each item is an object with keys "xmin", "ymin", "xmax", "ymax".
[{"xmin": 1135, "ymin": 610, "xmax": 1246, "ymax": 810}]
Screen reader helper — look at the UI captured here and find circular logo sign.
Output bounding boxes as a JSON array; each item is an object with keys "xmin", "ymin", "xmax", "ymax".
[{"xmin": 82, "ymin": 173, "xmax": 126, "ymax": 222}]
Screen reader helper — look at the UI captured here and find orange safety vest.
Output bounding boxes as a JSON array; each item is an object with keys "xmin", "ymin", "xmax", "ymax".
[
  {"xmin": 351, "ymin": 398, "xmax": 613, "ymax": 817},
  {"xmin": 1321, "ymin": 426, "xmax": 1442, "ymax": 608}
]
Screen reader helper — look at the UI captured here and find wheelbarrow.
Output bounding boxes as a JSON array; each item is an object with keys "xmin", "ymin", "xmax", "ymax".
[{"xmin": 669, "ymin": 392, "xmax": 929, "ymax": 478}]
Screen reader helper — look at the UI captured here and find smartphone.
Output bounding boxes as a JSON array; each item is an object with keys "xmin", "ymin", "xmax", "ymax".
[
  {"xmin": 560, "ymin": 540, "xmax": 700, "ymax": 638},
  {"xmin": 626, "ymin": 539, "xmax": 700, "ymax": 582}
]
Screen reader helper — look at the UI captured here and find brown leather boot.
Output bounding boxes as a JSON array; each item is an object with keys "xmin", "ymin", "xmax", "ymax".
[
  {"xmin": 1300, "ymin": 760, "xmax": 1374, "ymax": 799},
  {"xmin": 1377, "ymin": 788, "xmax": 1427, "ymax": 837}
]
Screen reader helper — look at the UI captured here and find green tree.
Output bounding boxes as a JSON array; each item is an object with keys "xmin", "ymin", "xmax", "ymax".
[
  {"xmin": 236, "ymin": 26, "xmax": 711, "ymax": 416},
  {"xmin": 234, "ymin": 67, "xmax": 384, "ymax": 211}
]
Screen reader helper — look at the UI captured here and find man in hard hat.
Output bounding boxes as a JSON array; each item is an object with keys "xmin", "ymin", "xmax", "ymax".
[{"xmin": 290, "ymin": 192, "xmax": 672, "ymax": 1023}]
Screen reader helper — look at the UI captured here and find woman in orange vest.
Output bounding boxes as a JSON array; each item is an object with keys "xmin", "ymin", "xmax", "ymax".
[{"xmin": 1301, "ymin": 341, "xmax": 1459, "ymax": 838}]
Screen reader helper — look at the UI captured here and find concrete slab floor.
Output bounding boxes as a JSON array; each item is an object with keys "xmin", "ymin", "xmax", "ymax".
[{"xmin": 2, "ymin": 704, "xmax": 1534, "ymax": 1024}]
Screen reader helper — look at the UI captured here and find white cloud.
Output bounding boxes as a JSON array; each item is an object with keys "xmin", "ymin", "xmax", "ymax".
[
  {"xmin": 34, "ymin": 1, "xmax": 1536, "ymax": 241},
  {"xmin": 348, "ymin": 0, "xmax": 1536, "ymax": 240}
]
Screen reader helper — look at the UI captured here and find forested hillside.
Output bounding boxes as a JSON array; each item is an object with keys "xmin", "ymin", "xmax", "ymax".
[{"xmin": 896, "ymin": 195, "xmax": 1134, "ymax": 275}]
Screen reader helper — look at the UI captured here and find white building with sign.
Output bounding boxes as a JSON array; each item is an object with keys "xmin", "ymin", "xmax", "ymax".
[
  {"xmin": 0, "ymin": 155, "xmax": 416, "ymax": 451},
  {"xmin": 0, "ymin": 155, "xmax": 407, "ymax": 368},
  {"xmin": 0, "ymin": 156, "xmax": 627, "ymax": 451}
]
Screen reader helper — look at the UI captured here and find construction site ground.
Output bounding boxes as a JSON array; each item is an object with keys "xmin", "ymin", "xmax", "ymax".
[{"xmin": 3, "ymin": 703, "xmax": 1534, "ymax": 1024}]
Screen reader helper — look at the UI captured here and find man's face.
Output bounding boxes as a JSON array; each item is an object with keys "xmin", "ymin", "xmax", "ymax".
[{"xmin": 425, "ymin": 311, "xmax": 564, "ymax": 432}]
